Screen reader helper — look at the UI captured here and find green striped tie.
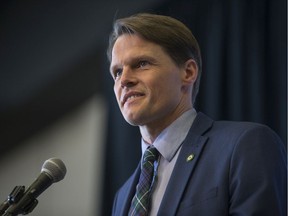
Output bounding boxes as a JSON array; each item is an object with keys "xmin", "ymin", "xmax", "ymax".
[{"xmin": 128, "ymin": 146, "xmax": 159, "ymax": 216}]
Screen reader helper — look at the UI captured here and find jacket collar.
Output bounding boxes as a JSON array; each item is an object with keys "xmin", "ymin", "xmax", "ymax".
[{"xmin": 157, "ymin": 112, "xmax": 213, "ymax": 215}]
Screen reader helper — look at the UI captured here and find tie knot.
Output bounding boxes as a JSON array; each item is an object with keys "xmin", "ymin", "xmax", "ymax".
[{"xmin": 143, "ymin": 146, "xmax": 159, "ymax": 163}]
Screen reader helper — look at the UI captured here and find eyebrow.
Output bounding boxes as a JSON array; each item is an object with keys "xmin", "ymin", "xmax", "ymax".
[{"xmin": 110, "ymin": 54, "xmax": 158, "ymax": 71}]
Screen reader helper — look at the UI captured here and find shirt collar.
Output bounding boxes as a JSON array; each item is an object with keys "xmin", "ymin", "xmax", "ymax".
[{"xmin": 141, "ymin": 109, "xmax": 197, "ymax": 162}]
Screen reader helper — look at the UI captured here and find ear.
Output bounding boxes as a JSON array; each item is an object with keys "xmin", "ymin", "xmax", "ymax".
[{"xmin": 182, "ymin": 59, "xmax": 198, "ymax": 85}]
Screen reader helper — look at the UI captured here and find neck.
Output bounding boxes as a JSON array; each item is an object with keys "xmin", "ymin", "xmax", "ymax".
[{"xmin": 139, "ymin": 107, "xmax": 192, "ymax": 144}]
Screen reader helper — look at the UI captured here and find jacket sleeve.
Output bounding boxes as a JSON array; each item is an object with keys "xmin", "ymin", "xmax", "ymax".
[{"xmin": 228, "ymin": 124, "xmax": 287, "ymax": 215}]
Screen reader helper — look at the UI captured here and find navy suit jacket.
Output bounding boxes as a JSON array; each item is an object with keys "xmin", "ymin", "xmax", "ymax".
[{"xmin": 112, "ymin": 113, "xmax": 287, "ymax": 216}]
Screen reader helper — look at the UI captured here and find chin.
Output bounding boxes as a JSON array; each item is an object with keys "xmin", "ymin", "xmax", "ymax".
[
  {"xmin": 125, "ymin": 120, "xmax": 139, "ymax": 126},
  {"xmin": 124, "ymin": 116, "xmax": 143, "ymax": 126}
]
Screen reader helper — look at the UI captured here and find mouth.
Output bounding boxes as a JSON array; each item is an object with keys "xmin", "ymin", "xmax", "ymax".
[{"xmin": 121, "ymin": 92, "xmax": 144, "ymax": 106}]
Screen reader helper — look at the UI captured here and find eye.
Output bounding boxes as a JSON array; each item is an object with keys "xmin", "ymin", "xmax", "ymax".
[
  {"xmin": 113, "ymin": 68, "xmax": 123, "ymax": 79},
  {"xmin": 137, "ymin": 60, "xmax": 149, "ymax": 68}
]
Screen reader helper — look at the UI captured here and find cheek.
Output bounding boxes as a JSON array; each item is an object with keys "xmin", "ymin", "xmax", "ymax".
[
  {"xmin": 158, "ymin": 74, "xmax": 181, "ymax": 92},
  {"xmin": 150, "ymin": 77, "xmax": 178, "ymax": 103},
  {"xmin": 113, "ymin": 84, "xmax": 121, "ymax": 101}
]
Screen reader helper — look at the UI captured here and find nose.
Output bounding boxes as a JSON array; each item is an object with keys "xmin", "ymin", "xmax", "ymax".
[{"xmin": 120, "ymin": 67, "xmax": 137, "ymax": 88}]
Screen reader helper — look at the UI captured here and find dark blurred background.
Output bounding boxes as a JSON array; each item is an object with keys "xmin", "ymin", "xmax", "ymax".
[{"xmin": 0, "ymin": 0, "xmax": 286, "ymax": 215}]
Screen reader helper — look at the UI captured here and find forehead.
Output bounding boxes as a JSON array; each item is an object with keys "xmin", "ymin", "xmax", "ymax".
[
  {"xmin": 110, "ymin": 34, "xmax": 168, "ymax": 71},
  {"xmin": 114, "ymin": 34, "xmax": 158, "ymax": 53}
]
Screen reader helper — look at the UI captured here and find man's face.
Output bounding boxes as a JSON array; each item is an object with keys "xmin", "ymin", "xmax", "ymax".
[{"xmin": 110, "ymin": 34, "xmax": 192, "ymax": 130}]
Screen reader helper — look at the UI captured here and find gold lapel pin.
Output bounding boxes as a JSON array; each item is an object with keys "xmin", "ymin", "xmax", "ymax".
[{"xmin": 186, "ymin": 154, "xmax": 195, "ymax": 162}]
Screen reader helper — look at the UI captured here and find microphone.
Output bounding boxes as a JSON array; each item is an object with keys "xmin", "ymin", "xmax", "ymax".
[{"xmin": 2, "ymin": 158, "xmax": 67, "ymax": 216}]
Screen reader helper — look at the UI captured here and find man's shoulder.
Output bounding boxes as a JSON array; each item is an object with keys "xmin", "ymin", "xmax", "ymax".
[
  {"xmin": 196, "ymin": 112, "xmax": 273, "ymax": 134},
  {"xmin": 194, "ymin": 112, "xmax": 283, "ymax": 145}
]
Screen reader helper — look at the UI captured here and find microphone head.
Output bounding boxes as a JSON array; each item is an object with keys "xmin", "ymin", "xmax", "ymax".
[{"xmin": 41, "ymin": 158, "xmax": 67, "ymax": 183}]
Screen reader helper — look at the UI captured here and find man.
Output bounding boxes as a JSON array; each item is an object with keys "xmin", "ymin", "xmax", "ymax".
[{"xmin": 107, "ymin": 13, "xmax": 287, "ymax": 216}]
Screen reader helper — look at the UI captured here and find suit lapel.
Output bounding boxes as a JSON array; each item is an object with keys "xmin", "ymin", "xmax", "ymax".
[
  {"xmin": 118, "ymin": 163, "xmax": 141, "ymax": 216},
  {"xmin": 157, "ymin": 113, "xmax": 213, "ymax": 215}
]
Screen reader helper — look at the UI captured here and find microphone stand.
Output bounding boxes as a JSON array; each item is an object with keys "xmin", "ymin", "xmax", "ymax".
[{"xmin": 0, "ymin": 186, "xmax": 38, "ymax": 216}]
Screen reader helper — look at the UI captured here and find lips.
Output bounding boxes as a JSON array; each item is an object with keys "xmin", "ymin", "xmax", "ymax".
[{"xmin": 121, "ymin": 91, "xmax": 144, "ymax": 106}]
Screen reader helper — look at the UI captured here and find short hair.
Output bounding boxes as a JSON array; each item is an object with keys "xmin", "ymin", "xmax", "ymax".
[{"xmin": 107, "ymin": 13, "xmax": 202, "ymax": 105}]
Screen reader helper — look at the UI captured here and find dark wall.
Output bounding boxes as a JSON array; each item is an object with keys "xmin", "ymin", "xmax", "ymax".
[{"xmin": 0, "ymin": 0, "xmax": 165, "ymax": 153}]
